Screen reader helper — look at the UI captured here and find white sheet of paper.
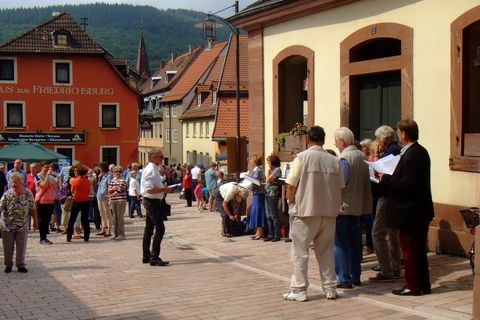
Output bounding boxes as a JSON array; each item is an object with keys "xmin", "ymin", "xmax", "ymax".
[
  {"xmin": 368, "ymin": 167, "xmax": 380, "ymax": 183},
  {"xmin": 239, "ymin": 179, "xmax": 252, "ymax": 188},
  {"xmin": 364, "ymin": 154, "xmax": 401, "ymax": 176},
  {"xmin": 243, "ymin": 175, "xmax": 261, "ymax": 186},
  {"xmin": 167, "ymin": 183, "xmax": 182, "ymax": 188}
]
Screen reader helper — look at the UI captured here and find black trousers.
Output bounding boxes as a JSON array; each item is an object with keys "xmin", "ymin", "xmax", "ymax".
[
  {"xmin": 213, "ymin": 188, "xmax": 244, "ymax": 236},
  {"xmin": 184, "ymin": 188, "xmax": 193, "ymax": 207},
  {"xmin": 91, "ymin": 197, "xmax": 101, "ymax": 229},
  {"xmin": 67, "ymin": 201, "xmax": 91, "ymax": 242},
  {"xmin": 142, "ymin": 198, "xmax": 166, "ymax": 260},
  {"xmin": 38, "ymin": 204, "xmax": 54, "ymax": 241}
]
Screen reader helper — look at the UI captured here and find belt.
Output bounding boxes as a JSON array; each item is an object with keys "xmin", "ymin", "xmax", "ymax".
[{"xmin": 143, "ymin": 197, "xmax": 163, "ymax": 201}]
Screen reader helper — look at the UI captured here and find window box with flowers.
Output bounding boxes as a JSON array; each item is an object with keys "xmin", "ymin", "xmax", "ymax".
[{"xmin": 276, "ymin": 123, "xmax": 308, "ymax": 161}]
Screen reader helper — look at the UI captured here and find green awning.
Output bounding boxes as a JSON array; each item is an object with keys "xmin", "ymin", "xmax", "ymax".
[{"xmin": 0, "ymin": 141, "xmax": 68, "ymax": 163}]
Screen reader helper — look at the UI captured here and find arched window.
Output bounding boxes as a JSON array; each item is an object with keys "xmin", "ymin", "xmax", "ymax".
[
  {"xmin": 350, "ymin": 38, "xmax": 401, "ymax": 62},
  {"xmin": 451, "ymin": 6, "xmax": 480, "ymax": 172},
  {"xmin": 340, "ymin": 23, "xmax": 413, "ymax": 140}
]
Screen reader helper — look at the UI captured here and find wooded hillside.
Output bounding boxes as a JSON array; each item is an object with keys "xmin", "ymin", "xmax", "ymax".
[{"xmin": 0, "ymin": 3, "xmax": 229, "ymax": 71}]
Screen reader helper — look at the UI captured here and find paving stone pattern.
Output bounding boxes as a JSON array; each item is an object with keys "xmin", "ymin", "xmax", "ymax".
[{"xmin": 0, "ymin": 196, "xmax": 474, "ymax": 320}]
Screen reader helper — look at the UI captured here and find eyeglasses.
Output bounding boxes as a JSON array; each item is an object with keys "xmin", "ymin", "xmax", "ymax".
[{"xmin": 114, "ymin": 171, "xmax": 122, "ymax": 173}]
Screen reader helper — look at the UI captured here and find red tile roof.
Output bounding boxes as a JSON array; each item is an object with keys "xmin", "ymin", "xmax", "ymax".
[
  {"xmin": 0, "ymin": 13, "xmax": 105, "ymax": 55},
  {"xmin": 179, "ymin": 83, "xmax": 217, "ymax": 120},
  {"xmin": 180, "ymin": 103, "xmax": 217, "ymax": 120},
  {"xmin": 220, "ymin": 35, "xmax": 248, "ymax": 91},
  {"xmin": 179, "ymin": 43, "xmax": 227, "ymax": 120},
  {"xmin": 212, "ymin": 97, "xmax": 249, "ymax": 139},
  {"xmin": 161, "ymin": 42, "xmax": 227, "ymax": 103},
  {"xmin": 211, "ymin": 34, "xmax": 249, "ymax": 139},
  {"xmin": 140, "ymin": 46, "xmax": 202, "ymax": 95}
]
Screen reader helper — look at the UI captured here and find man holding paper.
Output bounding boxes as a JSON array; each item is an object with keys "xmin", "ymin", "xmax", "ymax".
[
  {"xmin": 379, "ymin": 119, "xmax": 434, "ymax": 296},
  {"xmin": 141, "ymin": 148, "xmax": 172, "ymax": 267}
]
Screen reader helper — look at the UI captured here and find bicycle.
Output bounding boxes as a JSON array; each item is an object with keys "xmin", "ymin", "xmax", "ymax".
[{"xmin": 460, "ymin": 207, "xmax": 479, "ymax": 275}]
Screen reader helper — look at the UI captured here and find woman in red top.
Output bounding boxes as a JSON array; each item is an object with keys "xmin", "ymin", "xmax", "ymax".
[
  {"xmin": 66, "ymin": 165, "xmax": 91, "ymax": 242},
  {"xmin": 182, "ymin": 167, "xmax": 193, "ymax": 207}
]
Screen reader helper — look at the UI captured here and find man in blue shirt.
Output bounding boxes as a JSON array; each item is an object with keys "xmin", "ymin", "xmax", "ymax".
[
  {"xmin": 96, "ymin": 162, "xmax": 112, "ymax": 236},
  {"xmin": 6, "ymin": 159, "xmax": 27, "ymax": 189},
  {"xmin": 204, "ymin": 162, "xmax": 218, "ymax": 212}
]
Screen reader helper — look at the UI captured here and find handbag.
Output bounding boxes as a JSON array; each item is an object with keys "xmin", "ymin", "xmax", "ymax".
[
  {"xmin": 58, "ymin": 182, "xmax": 69, "ymax": 204},
  {"xmin": 63, "ymin": 197, "xmax": 75, "ymax": 212},
  {"xmin": 34, "ymin": 188, "xmax": 47, "ymax": 209},
  {"xmin": 161, "ymin": 198, "xmax": 171, "ymax": 217}
]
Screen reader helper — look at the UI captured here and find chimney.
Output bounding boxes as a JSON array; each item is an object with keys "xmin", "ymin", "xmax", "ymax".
[
  {"xmin": 207, "ymin": 38, "xmax": 215, "ymax": 50},
  {"xmin": 170, "ymin": 51, "xmax": 177, "ymax": 62},
  {"xmin": 160, "ymin": 60, "xmax": 166, "ymax": 70},
  {"xmin": 189, "ymin": 43, "xmax": 192, "ymax": 53}
]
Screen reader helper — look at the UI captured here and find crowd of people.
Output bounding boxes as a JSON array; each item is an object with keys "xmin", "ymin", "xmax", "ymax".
[
  {"xmin": 281, "ymin": 120, "xmax": 433, "ymax": 301},
  {"xmin": 0, "ymin": 120, "xmax": 434, "ymax": 304},
  {"xmin": 0, "ymin": 149, "xmax": 185, "ymax": 272},
  {"xmin": 197, "ymin": 120, "xmax": 433, "ymax": 302}
]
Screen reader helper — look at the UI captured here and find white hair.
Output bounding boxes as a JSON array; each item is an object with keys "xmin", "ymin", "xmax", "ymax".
[
  {"xmin": 238, "ymin": 186, "xmax": 250, "ymax": 200},
  {"xmin": 334, "ymin": 127, "xmax": 355, "ymax": 145},
  {"xmin": 360, "ymin": 138, "xmax": 372, "ymax": 148},
  {"xmin": 375, "ymin": 125, "xmax": 395, "ymax": 144}
]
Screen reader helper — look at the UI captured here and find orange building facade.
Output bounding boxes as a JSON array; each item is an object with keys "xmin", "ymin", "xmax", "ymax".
[{"xmin": 0, "ymin": 13, "xmax": 140, "ymax": 168}]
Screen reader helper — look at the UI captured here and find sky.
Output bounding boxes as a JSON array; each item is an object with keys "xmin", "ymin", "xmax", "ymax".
[{"xmin": 0, "ymin": 0, "xmax": 257, "ymax": 14}]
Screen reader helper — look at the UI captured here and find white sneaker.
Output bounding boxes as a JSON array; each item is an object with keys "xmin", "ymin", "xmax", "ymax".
[
  {"xmin": 282, "ymin": 290, "xmax": 308, "ymax": 302},
  {"xmin": 325, "ymin": 290, "xmax": 337, "ymax": 300}
]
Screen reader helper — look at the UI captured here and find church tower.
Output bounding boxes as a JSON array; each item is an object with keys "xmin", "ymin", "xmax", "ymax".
[{"xmin": 136, "ymin": 26, "xmax": 151, "ymax": 80}]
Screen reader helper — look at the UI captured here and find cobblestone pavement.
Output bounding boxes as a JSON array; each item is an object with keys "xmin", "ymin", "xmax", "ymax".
[{"xmin": 0, "ymin": 196, "xmax": 474, "ymax": 320}]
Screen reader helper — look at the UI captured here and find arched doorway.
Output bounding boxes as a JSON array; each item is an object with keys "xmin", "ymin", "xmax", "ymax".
[
  {"xmin": 340, "ymin": 23, "xmax": 413, "ymax": 140},
  {"xmin": 273, "ymin": 46, "xmax": 314, "ymax": 143}
]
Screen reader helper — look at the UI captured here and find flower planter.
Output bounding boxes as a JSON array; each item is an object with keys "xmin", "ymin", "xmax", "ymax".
[
  {"xmin": 283, "ymin": 134, "xmax": 307, "ymax": 152},
  {"xmin": 277, "ymin": 134, "xmax": 307, "ymax": 161}
]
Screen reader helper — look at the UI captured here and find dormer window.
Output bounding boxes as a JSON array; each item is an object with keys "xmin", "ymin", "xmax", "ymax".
[
  {"xmin": 197, "ymin": 91, "xmax": 208, "ymax": 107},
  {"xmin": 53, "ymin": 30, "xmax": 71, "ymax": 48},
  {"xmin": 197, "ymin": 93, "xmax": 202, "ymax": 107},
  {"xmin": 165, "ymin": 70, "xmax": 177, "ymax": 83},
  {"xmin": 151, "ymin": 76, "xmax": 161, "ymax": 87}
]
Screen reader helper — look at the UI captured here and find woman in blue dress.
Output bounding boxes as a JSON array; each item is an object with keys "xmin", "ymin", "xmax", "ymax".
[{"xmin": 248, "ymin": 155, "xmax": 266, "ymax": 240}]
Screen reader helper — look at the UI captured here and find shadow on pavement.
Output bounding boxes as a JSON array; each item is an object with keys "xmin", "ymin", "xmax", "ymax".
[
  {"xmin": 341, "ymin": 253, "xmax": 473, "ymax": 298},
  {"xmin": 0, "ymin": 257, "xmax": 99, "ymax": 319}
]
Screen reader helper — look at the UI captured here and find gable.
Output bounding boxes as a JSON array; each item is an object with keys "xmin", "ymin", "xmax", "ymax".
[{"xmin": 0, "ymin": 12, "xmax": 105, "ymax": 55}]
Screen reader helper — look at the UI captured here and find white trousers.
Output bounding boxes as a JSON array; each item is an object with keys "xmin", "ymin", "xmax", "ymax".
[
  {"xmin": 290, "ymin": 215, "xmax": 337, "ymax": 292},
  {"xmin": 98, "ymin": 199, "xmax": 112, "ymax": 232}
]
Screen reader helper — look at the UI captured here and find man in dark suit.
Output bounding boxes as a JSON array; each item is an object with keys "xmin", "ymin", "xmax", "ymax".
[{"xmin": 379, "ymin": 119, "xmax": 434, "ymax": 296}]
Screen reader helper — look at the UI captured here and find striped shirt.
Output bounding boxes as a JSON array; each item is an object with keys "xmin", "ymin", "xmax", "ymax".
[{"xmin": 108, "ymin": 178, "xmax": 127, "ymax": 202}]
